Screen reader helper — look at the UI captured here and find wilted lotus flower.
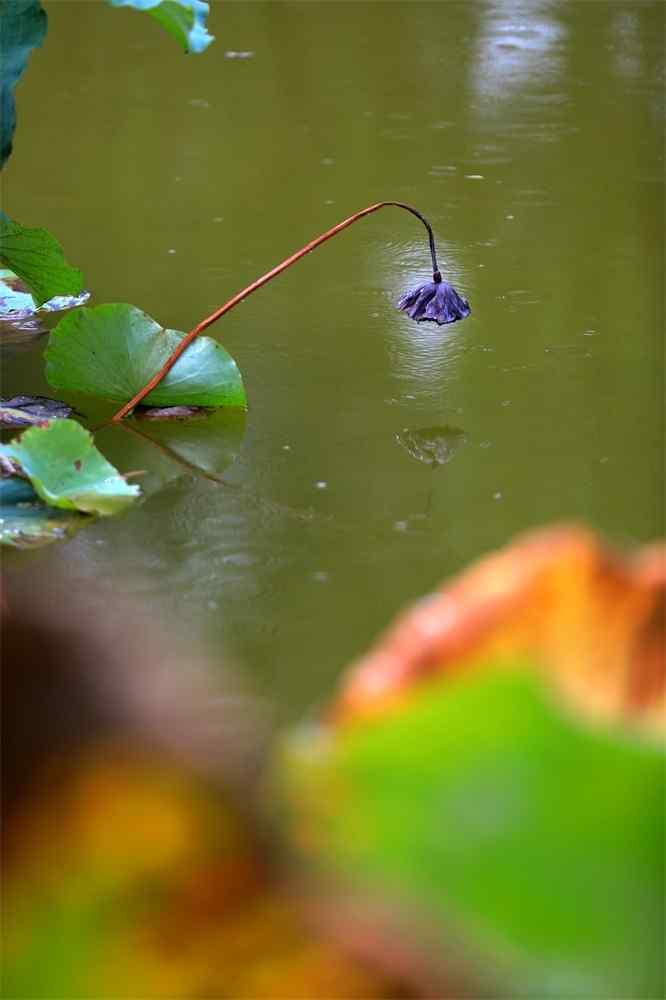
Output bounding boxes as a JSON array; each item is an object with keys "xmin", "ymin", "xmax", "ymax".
[
  {"xmin": 111, "ymin": 201, "xmax": 473, "ymax": 421},
  {"xmin": 398, "ymin": 271, "xmax": 471, "ymax": 326}
]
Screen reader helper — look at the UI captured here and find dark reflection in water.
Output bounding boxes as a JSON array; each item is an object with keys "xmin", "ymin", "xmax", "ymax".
[
  {"xmin": 396, "ymin": 424, "xmax": 468, "ymax": 515},
  {"xmin": 396, "ymin": 425, "xmax": 467, "ymax": 468},
  {"xmin": 2, "ymin": 1, "xmax": 663, "ymax": 718}
]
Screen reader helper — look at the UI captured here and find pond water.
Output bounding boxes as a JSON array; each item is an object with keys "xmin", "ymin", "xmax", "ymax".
[{"xmin": 3, "ymin": 1, "xmax": 664, "ymax": 720}]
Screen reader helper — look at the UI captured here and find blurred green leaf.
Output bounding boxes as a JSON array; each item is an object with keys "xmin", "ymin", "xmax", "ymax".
[
  {"xmin": 282, "ymin": 667, "xmax": 665, "ymax": 998},
  {"xmin": 107, "ymin": 0, "xmax": 214, "ymax": 54},
  {"xmin": 0, "ymin": 0, "xmax": 47, "ymax": 168},
  {"xmin": 0, "ymin": 420, "xmax": 140, "ymax": 515},
  {"xmin": 46, "ymin": 304, "xmax": 247, "ymax": 409},
  {"xmin": 0, "ymin": 215, "xmax": 85, "ymax": 307}
]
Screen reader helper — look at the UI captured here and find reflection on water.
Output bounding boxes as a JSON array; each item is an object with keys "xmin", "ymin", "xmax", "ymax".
[
  {"xmin": 396, "ymin": 426, "xmax": 467, "ymax": 468},
  {"xmin": 389, "ymin": 320, "xmax": 467, "ymax": 400},
  {"xmin": 611, "ymin": 9, "xmax": 643, "ymax": 81},
  {"xmin": 473, "ymin": 0, "xmax": 567, "ymax": 105},
  {"xmin": 396, "ymin": 425, "xmax": 467, "ymax": 516},
  {"xmin": 2, "ymin": 1, "xmax": 663, "ymax": 718}
]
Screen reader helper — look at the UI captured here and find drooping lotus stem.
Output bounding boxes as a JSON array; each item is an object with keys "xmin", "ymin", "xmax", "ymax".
[{"xmin": 110, "ymin": 201, "xmax": 470, "ymax": 422}]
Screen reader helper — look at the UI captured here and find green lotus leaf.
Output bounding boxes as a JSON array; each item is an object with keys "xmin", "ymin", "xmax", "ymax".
[
  {"xmin": 0, "ymin": 267, "xmax": 90, "ymax": 326},
  {"xmin": 107, "ymin": 0, "xmax": 214, "ymax": 54},
  {"xmin": 0, "ymin": 0, "xmax": 47, "ymax": 168},
  {"xmin": 0, "ymin": 215, "xmax": 85, "ymax": 307},
  {"xmin": 45, "ymin": 304, "xmax": 246, "ymax": 409},
  {"xmin": 280, "ymin": 668, "xmax": 665, "ymax": 999},
  {"xmin": 0, "ymin": 420, "xmax": 140, "ymax": 515}
]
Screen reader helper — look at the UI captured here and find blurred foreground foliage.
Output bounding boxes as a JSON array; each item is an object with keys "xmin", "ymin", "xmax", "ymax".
[
  {"xmin": 282, "ymin": 670, "xmax": 663, "ymax": 998},
  {"xmin": 5, "ymin": 754, "xmax": 399, "ymax": 999},
  {"xmin": 2, "ymin": 525, "xmax": 664, "ymax": 998}
]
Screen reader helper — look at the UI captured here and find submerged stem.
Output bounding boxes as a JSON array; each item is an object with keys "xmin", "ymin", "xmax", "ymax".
[{"xmin": 110, "ymin": 201, "xmax": 441, "ymax": 421}]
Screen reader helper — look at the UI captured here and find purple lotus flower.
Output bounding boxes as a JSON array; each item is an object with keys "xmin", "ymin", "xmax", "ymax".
[{"xmin": 397, "ymin": 271, "xmax": 471, "ymax": 325}]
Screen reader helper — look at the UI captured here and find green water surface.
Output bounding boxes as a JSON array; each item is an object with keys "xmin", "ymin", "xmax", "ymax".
[{"xmin": 2, "ymin": 0, "xmax": 663, "ymax": 718}]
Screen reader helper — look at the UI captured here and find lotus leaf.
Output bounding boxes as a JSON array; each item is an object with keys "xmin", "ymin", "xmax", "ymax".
[
  {"xmin": 0, "ymin": 216, "xmax": 85, "ymax": 308},
  {"xmin": 46, "ymin": 304, "xmax": 246, "ymax": 409},
  {"xmin": 0, "ymin": 0, "xmax": 47, "ymax": 167},
  {"xmin": 0, "ymin": 419, "xmax": 140, "ymax": 515},
  {"xmin": 107, "ymin": 0, "xmax": 214, "ymax": 54}
]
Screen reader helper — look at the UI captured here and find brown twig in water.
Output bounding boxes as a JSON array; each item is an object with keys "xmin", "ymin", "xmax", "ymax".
[{"xmin": 110, "ymin": 201, "xmax": 441, "ymax": 421}]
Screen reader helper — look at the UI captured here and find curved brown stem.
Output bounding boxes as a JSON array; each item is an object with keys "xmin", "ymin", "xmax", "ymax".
[{"xmin": 110, "ymin": 201, "xmax": 441, "ymax": 421}]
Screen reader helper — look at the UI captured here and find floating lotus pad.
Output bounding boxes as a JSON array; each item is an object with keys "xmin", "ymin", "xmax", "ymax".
[
  {"xmin": 0, "ymin": 215, "xmax": 86, "ymax": 308},
  {"xmin": 107, "ymin": 0, "xmax": 214, "ymax": 54},
  {"xmin": 46, "ymin": 303, "xmax": 246, "ymax": 409},
  {"xmin": 0, "ymin": 419, "xmax": 140, "ymax": 515}
]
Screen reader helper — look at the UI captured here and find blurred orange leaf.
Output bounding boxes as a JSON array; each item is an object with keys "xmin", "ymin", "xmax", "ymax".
[{"xmin": 331, "ymin": 525, "xmax": 665, "ymax": 733}]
